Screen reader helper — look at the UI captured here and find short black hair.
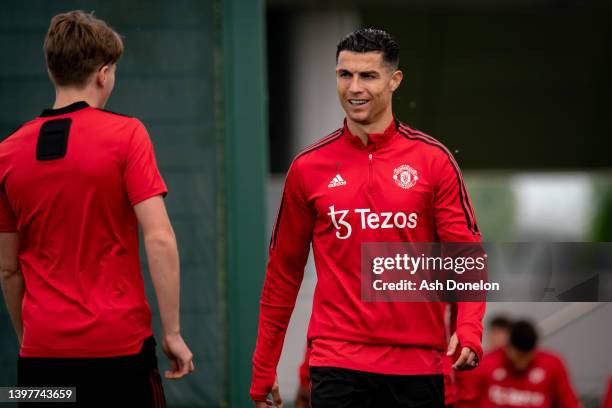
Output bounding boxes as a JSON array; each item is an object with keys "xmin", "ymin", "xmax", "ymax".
[
  {"xmin": 336, "ymin": 28, "xmax": 399, "ymax": 69},
  {"xmin": 489, "ymin": 315, "xmax": 512, "ymax": 330},
  {"xmin": 509, "ymin": 320, "xmax": 538, "ymax": 352}
]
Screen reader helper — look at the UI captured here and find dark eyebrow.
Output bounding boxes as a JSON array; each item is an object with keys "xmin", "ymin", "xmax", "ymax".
[
  {"xmin": 360, "ymin": 71, "xmax": 379, "ymax": 77},
  {"xmin": 337, "ymin": 69, "xmax": 352, "ymax": 75}
]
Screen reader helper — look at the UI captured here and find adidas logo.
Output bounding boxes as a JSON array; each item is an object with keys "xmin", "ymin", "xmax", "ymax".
[{"xmin": 328, "ymin": 174, "xmax": 347, "ymax": 188}]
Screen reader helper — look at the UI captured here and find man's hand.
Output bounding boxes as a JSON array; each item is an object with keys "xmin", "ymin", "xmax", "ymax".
[
  {"xmin": 295, "ymin": 384, "xmax": 310, "ymax": 408},
  {"xmin": 0, "ymin": 232, "xmax": 23, "ymax": 344},
  {"xmin": 447, "ymin": 333, "xmax": 478, "ymax": 370},
  {"xmin": 254, "ymin": 377, "xmax": 283, "ymax": 407},
  {"xmin": 162, "ymin": 333, "xmax": 195, "ymax": 379}
]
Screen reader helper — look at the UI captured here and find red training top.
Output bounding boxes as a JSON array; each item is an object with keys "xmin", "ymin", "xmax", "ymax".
[
  {"xmin": 251, "ymin": 119, "xmax": 485, "ymax": 401},
  {"xmin": 298, "ymin": 346, "xmax": 311, "ymax": 388},
  {"xmin": 602, "ymin": 376, "xmax": 612, "ymax": 408},
  {"xmin": 0, "ymin": 101, "xmax": 167, "ymax": 358},
  {"xmin": 475, "ymin": 348, "xmax": 580, "ymax": 408}
]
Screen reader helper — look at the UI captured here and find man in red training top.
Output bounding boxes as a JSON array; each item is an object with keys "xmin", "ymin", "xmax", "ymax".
[
  {"xmin": 475, "ymin": 320, "xmax": 580, "ymax": 408},
  {"xmin": 251, "ymin": 28, "xmax": 485, "ymax": 407},
  {"xmin": 0, "ymin": 10, "xmax": 193, "ymax": 407}
]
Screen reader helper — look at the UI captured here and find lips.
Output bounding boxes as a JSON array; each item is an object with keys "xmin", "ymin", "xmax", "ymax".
[{"xmin": 348, "ymin": 99, "xmax": 369, "ymax": 106}]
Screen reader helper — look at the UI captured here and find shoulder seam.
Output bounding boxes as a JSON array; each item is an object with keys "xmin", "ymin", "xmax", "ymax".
[
  {"xmin": 397, "ymin": 122, "xmax": 446, "ymax": 147},
  {"xmin": 397, "ymin": 123, "xmax": 479, "ymax": 234}
]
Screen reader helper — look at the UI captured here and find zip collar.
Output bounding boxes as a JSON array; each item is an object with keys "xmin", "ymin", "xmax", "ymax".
[
  {"xmin": 343, "ymin": 118, "xmax": 397, "ymax": 150},
  {"xmin": 40, "ymin": 101, "xmax": 90, "ymax": 117}
]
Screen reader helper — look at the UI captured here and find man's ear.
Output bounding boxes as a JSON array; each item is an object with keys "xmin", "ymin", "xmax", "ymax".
[
  {"xmin": 46, "ymin": 68, "xmax": 56, "ymax": 85},
  {"xmin": 96, "ymin": 65, "xmax": 110, "ymax": 87},
  {"xmin": 389, "ymin": 69, "xmax": 403, "ymax": 92}
]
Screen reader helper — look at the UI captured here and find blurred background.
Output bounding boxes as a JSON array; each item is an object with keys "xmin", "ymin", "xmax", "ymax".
[{"xmin": 1, "ymin": 0, "xmax": 611, "ymax": 407}]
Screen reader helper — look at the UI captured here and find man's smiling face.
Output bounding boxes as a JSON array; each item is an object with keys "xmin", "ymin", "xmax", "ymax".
[{"xmin": 336, "ymin": 50, "xmax": 402, "ymax": 126}]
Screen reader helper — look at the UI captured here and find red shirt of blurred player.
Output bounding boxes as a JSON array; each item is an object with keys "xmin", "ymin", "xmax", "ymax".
[{"xmin": 476, "ymin": 321, "xmax": 580, "ymax": 408}]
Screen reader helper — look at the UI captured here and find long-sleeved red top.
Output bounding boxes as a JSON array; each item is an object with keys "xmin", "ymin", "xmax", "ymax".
[
  {"xmin": 298, "ymin": 346, "xmax": 311, "ymax": 388},
  {"xmin": 602, "ymin": 376, "xmax": 612, "ymax": 408},
  {"xmin": 474, "ymin": 349, "xmax": 581, "ymax": 408},
  {"xmin": 251, "ymin": 119, "xmax": 485, "ymax": 401}
]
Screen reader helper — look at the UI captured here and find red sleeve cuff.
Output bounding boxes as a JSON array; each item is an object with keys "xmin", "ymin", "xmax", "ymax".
[
  {"xmin": 250, "ymin": 392, "xmax": 268, "ymax": 402},
  {"xmin": 250, "ymin": 373, "xmax": 273, "ymax": 402},
  {"xmin": 130, "ymin": 187, "xmax": 168, "ymax": 206}
]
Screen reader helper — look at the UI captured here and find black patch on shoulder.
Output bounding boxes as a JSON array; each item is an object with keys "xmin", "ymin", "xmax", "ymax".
[{"xmin": 36, "ymin": 118, "xmax": 71, "ymax": 161}]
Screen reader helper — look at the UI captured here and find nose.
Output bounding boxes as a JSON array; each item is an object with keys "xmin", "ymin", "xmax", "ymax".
[{"xmin": 348, "ymin": 76, "xmax": 362, "ymax": 95}]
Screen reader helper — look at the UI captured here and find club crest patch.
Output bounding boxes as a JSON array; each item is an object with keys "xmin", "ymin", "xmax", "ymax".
[
  {"xmin": 492, "ymin": 368, "xmax": 507, "ymax": 381},
  {"xmin": 528, "ymin": 367, "xmax": 546, "ymax": 384},
  {"xmin": 393, "ymin": 164, "xmax": 418, "ymax": 190}
]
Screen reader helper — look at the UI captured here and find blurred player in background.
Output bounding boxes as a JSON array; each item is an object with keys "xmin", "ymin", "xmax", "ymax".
[
  {"xmin": 0, "ymin": 10, "xmax": 193, "ymax": 407},
  {"xmin": 485, "ymin": 316, "xmax": 512, "ymax": 351},
  {"xmin": 475, "ymin": 320, "xmax": 580, "ymax": 408},
  {"xmin": 251, "ymin": 28, "xmax": 484, "ymax": 408}
]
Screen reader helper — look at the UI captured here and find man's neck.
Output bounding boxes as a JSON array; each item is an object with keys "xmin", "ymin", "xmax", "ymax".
[
  {"xmin": 346, "ymin": 109, "xmax": 394, "ymax": 146},
  {"xmin": 53, "ymin": 87, "xmax": 102, "ymax": 109}
]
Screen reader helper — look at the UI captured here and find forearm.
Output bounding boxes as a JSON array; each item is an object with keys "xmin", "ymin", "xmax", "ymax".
[
  {"xmin": 251, "ymin": 255, "xmax": 305, "ymax": 401},
  {"xmin": 251, "ymin": 159, "xmax": 313, "ymax": 401},
  {"xmin": 144, "ymin": 231, "xmax": 181, "ymax": 336},
  {"xmin": 0, "ymin": 268, "xmax": 24, "ymax": 343}
]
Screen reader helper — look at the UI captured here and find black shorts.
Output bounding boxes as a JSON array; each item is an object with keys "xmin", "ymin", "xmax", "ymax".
[
  {"xmin": 17, "ymin": 336, "xmax": 165, "ymax": 408},
  {"xmin": 310, "ymin": 367, "xmax": 444, "ymax": 408}
]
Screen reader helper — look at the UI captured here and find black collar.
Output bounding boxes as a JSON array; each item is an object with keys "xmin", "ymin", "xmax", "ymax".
[{"xmin": 40, "ymin": 101, "xmax": 89, "ymax": 117}]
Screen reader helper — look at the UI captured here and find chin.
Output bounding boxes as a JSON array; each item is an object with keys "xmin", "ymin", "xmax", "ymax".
[{"xmin": 347, "ymin": 111, "xmax": 371, "ymax": 124}]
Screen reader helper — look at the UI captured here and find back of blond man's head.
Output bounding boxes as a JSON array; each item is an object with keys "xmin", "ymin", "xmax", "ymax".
[{"xmin": 44, "ymin": 10, "xmax": 123, "ymax": 87}]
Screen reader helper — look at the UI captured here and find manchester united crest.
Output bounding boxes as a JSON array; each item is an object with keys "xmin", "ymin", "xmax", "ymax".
[
  {"xmin": 393, "ymin": 165, "xmax": 418, "ymax": 190},
  {"xmin": 528, "ymin": 367, "xmax": 546, "ymax": 384},
  {"xmin": 492, "ymin": 368, "xmax": 507, "ymax": 381}
]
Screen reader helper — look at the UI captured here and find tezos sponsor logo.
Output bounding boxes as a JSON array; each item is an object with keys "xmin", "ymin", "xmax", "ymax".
[
  {"xmin": 327, "ymin": 205, "xmax": 418, "ymax": 239},
  {"xmin": 488, "ymin": 386, "xmax": 545, "ymax": 406},
  {"xmin": 393, "ymin": 164, "xmax": 418, "ymax": 190}
]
